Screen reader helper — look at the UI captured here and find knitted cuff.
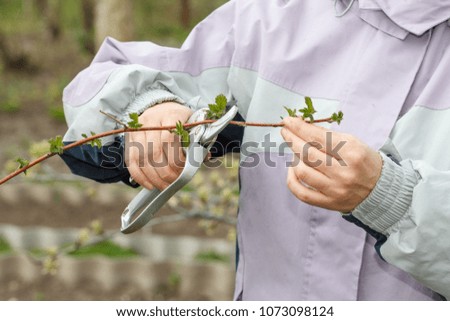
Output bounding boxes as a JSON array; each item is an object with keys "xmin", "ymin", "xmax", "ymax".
[
  {"xmin": 120, "ymin": 89, "xmax": 185, "ymax": 123},
  {"xmin": 351, "ymin": 153, "xmax": 418, "ymax": 235}
]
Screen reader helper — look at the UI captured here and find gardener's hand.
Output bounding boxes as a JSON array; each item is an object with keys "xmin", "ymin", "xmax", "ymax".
[
  {"xmin": 281, "ymin": 117, "xmax": 383, "ymax": 213},
  {"xmin": 125, "ymin": 102, "xmax": 193, "ymax": 190}
]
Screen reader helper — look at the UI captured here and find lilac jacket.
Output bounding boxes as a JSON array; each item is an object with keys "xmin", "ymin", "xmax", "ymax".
[{"xmin": 61, "ymin": 0, "xmax": 450, "ymax": 300}]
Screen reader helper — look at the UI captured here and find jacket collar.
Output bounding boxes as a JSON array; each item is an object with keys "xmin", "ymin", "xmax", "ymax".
[{"xmin": 358, "ymin": 0, "xmax": 450, "ymax": 38}]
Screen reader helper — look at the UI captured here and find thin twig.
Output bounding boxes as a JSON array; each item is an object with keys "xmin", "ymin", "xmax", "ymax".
[{"xmin": 99, "ymin": 110, "xmax": 129, "ymax": 128}]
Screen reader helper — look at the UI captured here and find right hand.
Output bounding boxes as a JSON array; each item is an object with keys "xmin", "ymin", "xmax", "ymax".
[{"xmin": 125, "ymin": 102, "xmax": 193, "ymax": 190}]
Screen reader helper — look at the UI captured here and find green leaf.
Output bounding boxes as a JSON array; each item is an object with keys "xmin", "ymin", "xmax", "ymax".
[
  {"xmin": 127, "ymin": 113, "xmax": 143, "ymax": 129},
  {"xmin": 299, "ymin": 97, "xmax": 317, "ymax": 122},
  {"xmin": 171, "ymin": 121, "xmax": 190, "ymax": 148},
  {"xmin": 207, "ymin": 94, "xmax": 228, "ymax": 119},
  {"xmin": 331, "ymin": 111, "xmax": 344, "ymax": 125},
  {"xmin": 283, "ymin": 106, "xmax": 298, "ymax": 118},
  {"xmin": 48, "ymin": 135, "xmax": 64, "ymax": 155},
  {"xmin": 89, "ymin": 131, "xmax": 102, "ymax": 148},
  {"xmin": 82, "ymin": 131, "xmax": 102, "ymax": 148},
  {"xmin": 181, "ymin": 131, "xmax": 190, "ymax": 148},
  {"xmin": 15, "ymin": 157, "xmax": 30, "ymax": 175},
  {"xmin": 305, "ymin": 96, "xmax": 314, "ymax": 111},
  {"xmin": 215, "ymin": 94, "xmax": 227, "ymax": 110}
]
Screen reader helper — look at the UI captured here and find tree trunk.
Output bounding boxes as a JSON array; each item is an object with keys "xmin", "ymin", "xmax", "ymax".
[
  {"xmin": 180, "ymin": 0, "xmax": 191, "ymax": 29},
  {"xmin": 81, "ymin": 0, "xmax": 95, "ymax": 54},
  {"xmin": 0, "ymin": 31, "xmax": 36, "ymax": 72},
  {"xmin": 35, "ymin": 0, "xmax": 61, "ymax": 41},
  {"xmin": 94, "ymin": 0, "xmax": 134, "ymax": 49}
]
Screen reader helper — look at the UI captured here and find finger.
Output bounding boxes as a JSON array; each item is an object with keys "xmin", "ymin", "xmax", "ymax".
[
  {"xmin": 128, "ymin": 162, "xmax": 155, "ymax": 190},
  {"xmin": 161, "ymin": 129, "xmax": 185, "ymax": 176},
  {"xmin": 290, "ymin": 157, "xmax": 331, "ymax": 193},
  {"xmin": 287, "ymin": 166, "xmax": 331, "ymax": 207},
  {"xmin": 125, "ymin": 132, "xmax": 155, "ymax": 190},
  {"xmin": 144, "ymin": 129, "xmax": 175, "ymax": 189},
  {"xmin": 282, "ymin": 127, "xmax": 335, "ymax": 173},
  {"xmin": 282, "ymin": 117, "xmax": 345, "ymax": 154}
]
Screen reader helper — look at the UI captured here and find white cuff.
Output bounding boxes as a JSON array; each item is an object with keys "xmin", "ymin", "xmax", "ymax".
[{"xmin": 351, "ymin": 153, "xmax": 419, "ymax": 235}]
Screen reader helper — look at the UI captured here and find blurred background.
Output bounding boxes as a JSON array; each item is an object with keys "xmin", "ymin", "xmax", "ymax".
[{"xmin": 0, "ymin": 0, "xmax": 240, "ymax": 300}]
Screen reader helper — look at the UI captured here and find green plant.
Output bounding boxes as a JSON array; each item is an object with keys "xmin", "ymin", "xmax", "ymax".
[
  {"xmin": 0, "ymin": 87, "xmax": 21, "ymax": 113},
  {"xmin": 25, "ymin": 220, "xmax": 125, "ymax": 275},
  {"xmin": 0, "ymin": 237, "xmax": 12, "ymax": 255},
  {"xmin": 171, "ymin": 121, "xmax": 190, "ymax": 148},
  {"xmin": 15, "ymin": 157, "xmax": 29, "ymax": 175},
  {"xmin": 81, "ymin": 131, "xmax": 102, "ymax": 148},
  {"xmin": 0, "ymin": 99, "xmax": 20, "ymax": 113},
  {"xmin": 195, "ymin": 250, "xmax": 229, "ymax": 263},
  {"xmin": 48, "ymin": 105, "xmax": 66, "ymax": 122},
  {"xmin": 127, "ymin": 113, "xmax": 143, "ymax": 129},
  {"xmin": 207, "ymin": 94, "xmax": 227, "ymax": 119},
  {"xmin": 68, "ymin": 240, "xmax": 139, "ymax": 258},
  {"xmin": 168, "ymin": 272, "xmax": 182, "ymax": 288},
  {"xmin": 34, "ymin": 292, "xmax": 45, "ymax": 301},
  {"xmin": 48, "ymin": 135, "xmax": 64, "ymax": 154},
  {"xmin": 283, "ymin": 96, "xmax": 343, "ymax": 124},
  {"xmin": 331, "ymin": 110, "xmax": 344, "ymax": 124}
]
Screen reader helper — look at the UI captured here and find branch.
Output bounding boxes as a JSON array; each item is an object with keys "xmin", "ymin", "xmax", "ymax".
[{"xmin": 0, "ymin": 117, "xmax": 333, "ymax": 186}]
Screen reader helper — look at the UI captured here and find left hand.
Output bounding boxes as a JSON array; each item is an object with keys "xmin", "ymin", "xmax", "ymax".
[{"xmin": 281, "ymin": 117, "xmax": 383, "ymax": 213}]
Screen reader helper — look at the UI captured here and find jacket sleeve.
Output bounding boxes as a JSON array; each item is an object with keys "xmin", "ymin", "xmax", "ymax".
[
  {"xmin": 60, "ymin": 1, "xmax": 240, "ymax": 185},
  {"xmin": 344, "ymin": 142, "xmax": 450, "ymax": 299}
]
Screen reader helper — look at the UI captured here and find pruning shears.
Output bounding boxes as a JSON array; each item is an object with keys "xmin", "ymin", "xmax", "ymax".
[{"xmin": 120, "ymin": 105, "xmax": 239, "ymax": 234}]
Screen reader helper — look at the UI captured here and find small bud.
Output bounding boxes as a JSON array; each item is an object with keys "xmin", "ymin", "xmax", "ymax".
[
  {"xmin": 179, "ymin": 193, "xmax": 191, "ymax": 207},
  {"xmin": 198, "ymin": 187, "xmax": 209, "ymax": 203},
  {"xmin": 29, "ymin": 140, "xmax": 50, "ymax": 158},
  {"xmin": 45, "ymin": 246, "xmax": 58, "ymax": 257},
  {"xmin": 211, "ymin": 205, "xmax": 225, "ymax": 217},
  {"xmin": 42, "ymin": 256, "xmax": 59, "ymax": 275},
  {"xmin": 191, "ymin": 172, "xmax": 204, "ymax": 188},
  {"xmin": 209, "ymin": 172, "xmax": 221, "ymax": 185},
  {"xmin": 227, "ymin": 228, "xmax": 236, "ymax": 242},
  {"xmin": 77, "ymin": 228, "xmax": 90, "ymax": 245},
  {"xmin": 168, "ymin": 197, "xmax": 180, "ymax": 208},
  {"xmin": 90, "ymin": 220, "xmax": 103, "ymax": 235},
  {"xmin": 220, "ymin": 188, "xmax": 234, "ymax": 202},
  {"xmin": 216, "ymin": 177, "xmax": 226, "ymax": 189}
]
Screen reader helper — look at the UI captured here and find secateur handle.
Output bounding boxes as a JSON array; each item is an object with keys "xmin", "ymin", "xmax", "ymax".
[{"xmin": 120, "ymin": 106, "xmax": 238, "ymax": 234}]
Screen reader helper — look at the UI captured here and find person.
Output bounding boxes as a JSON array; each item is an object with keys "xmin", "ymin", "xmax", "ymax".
[{"xmin": 60, "ymin": 0, "xmax": 450, "ymax": 300}]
